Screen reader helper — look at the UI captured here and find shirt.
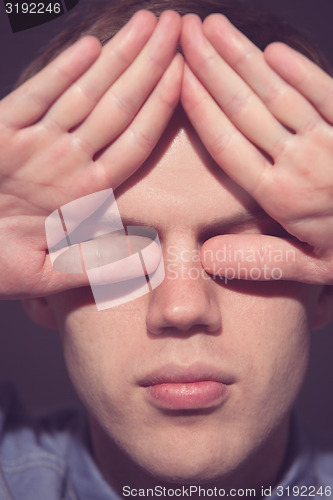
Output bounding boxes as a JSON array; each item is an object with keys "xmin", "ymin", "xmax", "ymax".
[{"xmin": 0, "ymin": 381, "xmax": 332, "ymax": 499}]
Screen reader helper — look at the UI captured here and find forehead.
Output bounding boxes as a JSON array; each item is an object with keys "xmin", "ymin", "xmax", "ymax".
[{"xmin": 114, "ymin": 112, "xmax": 258, "ymax": 233}]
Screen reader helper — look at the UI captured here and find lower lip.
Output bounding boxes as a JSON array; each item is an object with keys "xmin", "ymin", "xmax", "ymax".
[{"xmin": 145, "ymin": 381, "xmax": 229, "ymax": 410}]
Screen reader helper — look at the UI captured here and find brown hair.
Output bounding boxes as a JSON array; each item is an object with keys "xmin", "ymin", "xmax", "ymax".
[{"xmin": 16, "ymin": 0, "xmax": 332, "ymax": 86}]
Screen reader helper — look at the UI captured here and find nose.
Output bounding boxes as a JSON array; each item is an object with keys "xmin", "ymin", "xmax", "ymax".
[{"xmin": 146, "ymin": 242, "xmax": 222, "ymax": 335}]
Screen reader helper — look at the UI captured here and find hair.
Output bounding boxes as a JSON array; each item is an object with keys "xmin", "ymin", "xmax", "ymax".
[{"xmin": 16, "ymin": 0, "xmax": 332, "ymax": 87}]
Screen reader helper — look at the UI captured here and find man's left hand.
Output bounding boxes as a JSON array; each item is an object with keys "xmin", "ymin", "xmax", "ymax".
[{"xmin": 180, "ymin": 13, "xmax": 333, "ymax": 285}]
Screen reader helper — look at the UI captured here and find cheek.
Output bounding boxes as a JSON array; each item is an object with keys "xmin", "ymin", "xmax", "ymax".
[
  {"xmin": 219, "ymin": 279, "xmax": 317, "ymax": 345},
  {"xmin": 219, "ymin": 281, "xmax": 315, "ymax": 415},
  {"xmin": 50, "ymin": 289, "xmax": 146, "ymax": 410}
]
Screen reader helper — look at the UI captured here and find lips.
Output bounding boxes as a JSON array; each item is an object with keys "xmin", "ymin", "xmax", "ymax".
[{"xmin": 139, "ymin": 363, "xmax": 233, "ymax": 411}]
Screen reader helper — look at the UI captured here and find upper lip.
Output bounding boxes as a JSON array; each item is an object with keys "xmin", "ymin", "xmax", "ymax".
[{"xmin": 138, "ymin": 362, "xmax": 234, "ymax": 387}]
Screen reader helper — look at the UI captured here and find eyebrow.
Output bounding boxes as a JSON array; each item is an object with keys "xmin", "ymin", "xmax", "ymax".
[
  {"xmin": 202, "ymin": 207, "xmax": 273, "ymax": 233},
  {"xmin": 120, "ymin": 206, "xmax": 276, "ymax": 236}
]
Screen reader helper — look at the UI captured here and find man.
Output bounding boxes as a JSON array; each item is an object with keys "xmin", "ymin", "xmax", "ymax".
[{"xmin": 0, "ymin": 1, "xmax": 333, "ymax": 498}]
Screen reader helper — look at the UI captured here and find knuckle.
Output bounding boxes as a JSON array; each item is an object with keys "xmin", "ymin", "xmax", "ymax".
[
  {"xmin": 158, "ymin": 86, "xmax": 178, "ymax": 110},
  {"xmin": 130, "ymin": 125, "xmax": 155, "ymax": 151},
  {"xmin": 145, "ymin": 50, "xmax": 166, "ymax": 72},
  {"xmin": 224, "ymin": 91, "xmax": 253, "ymax": 120},
  {"xmin": 51, "ymin": 62, "xmax": 74, "ymax": 86},
  {"xmin": 41, "ymin": 114, "xmax": 63, "ymax": 134},
  {"xmin": 71, "ymin": 133, "xmax": 94, "ymax": 157},
  {"xmin": 300, "ymin": 116, "xmax": 320, "ymax": 134},
  {"xmin": 232, "ymin": 49, "xmax": 253, "ymax": 72},
  {"xmin": 262, "ymin": 83, "xmax": 286, "ymax": 107},
  {"xmin": 209, "ymin": 130, "xmax": 234, "ymax": 158},
  {"xmin": 111, "ymin": 44, "xmax": 132, "ymax": 66},
  {"xmin": 251, "ymin": 168, "xmax": 271, "ymax": 199},
  {"xmin": 185, "ymin": 92, "xmax": 210, "ymax": 119},
  {"xmin": 201, "ymin": 51, "xmax": 218, "ymax": 72},
  {"xmin": 111, "ymin": 91, "xmax": 137, "ymax": 117},
  {"xmin": 21, "ymin": 88, "xmax": 49, "ymax": 116},
  {"xmin": 73, "ymin": 82, "xmax": 98, "ymax": 109},
  {"xmin": 270, "ymin": 137, "xmax": 288, "ymax": 158}
]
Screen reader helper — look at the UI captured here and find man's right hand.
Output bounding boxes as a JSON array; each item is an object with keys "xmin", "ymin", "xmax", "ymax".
[{"xmin": 0, "ymin": 10, "xmax": 182, "ymax": 299}]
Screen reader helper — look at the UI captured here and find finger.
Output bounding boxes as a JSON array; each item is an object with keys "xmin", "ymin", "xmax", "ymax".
[
  {"xmin": 96, "ymin": 53, "xmax": 183, "ymax": 189},
  {"xmin": 41, "ymin": 255, "xmax": 91, "ymax": 295},
  {"xmin": 201, "ymin": 234, "xmax": 332, "ymax": 285},
  {"xmin": 265, "ymin": 42, "xmax": 333, "ymax": 125},
  {"xmin": 181, "ymin": 63, "xmax": 268, "ymax": 195},
  {"xmin": 202, "ymin": 14, "xmax": 321, "ymax": 133},
  {"xmin": 0, "ymin": 36, "xmax": 101, "ymax": 129},
  {"xmin": 44, "ymin": 10, "xmax": 157, "ymax": 132},
  {"xmin": 75, "ymin": 10, "xmax": 182, "ymax": 156},
  {"xmin": 181, "ymin": 14, "xmax": 290, "ymax": 159},
  {"xmin": 8, "ymin": 259, "xmax": 91, "ymax": 299},
  {"xmin": 0, "ymin": 220, "xmax": 92, "ymax": 300},
  {"xmin": 52, "ymin": 232, "xmax": 160, "ymax": 281},
  {"xmin": 45, "ymin": 188, "xmax": 121, "ymax": 250}
]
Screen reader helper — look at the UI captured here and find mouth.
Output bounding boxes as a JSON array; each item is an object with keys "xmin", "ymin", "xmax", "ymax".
[{"xmin": 139, "ymin": 363, "xmax": 233, "ymax": 411}]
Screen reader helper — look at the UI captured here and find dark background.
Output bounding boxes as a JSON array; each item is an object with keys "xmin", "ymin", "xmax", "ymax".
[{"xmin": 0, "ymin": 0, "xmax": 333, "ymax": 439}]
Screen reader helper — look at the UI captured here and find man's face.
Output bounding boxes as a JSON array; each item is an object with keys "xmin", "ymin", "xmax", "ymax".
[{"xmin": 45, "ymin": 113, "xmax": 322, "ymax": 487}]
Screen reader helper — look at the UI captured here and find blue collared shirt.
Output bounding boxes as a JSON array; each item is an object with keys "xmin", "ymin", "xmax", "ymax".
[{"xmin": 0, "ymin": 381, "xmax": 332, "ymax": 499}]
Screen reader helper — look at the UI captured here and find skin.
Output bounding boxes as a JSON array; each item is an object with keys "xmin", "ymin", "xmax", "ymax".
[
  {"xmin": 0, "ymin": 10, "xmax": 183, "ymax": 298},
  {"xmin": 25, "ymin": 111, "xmax": 333, "ymax": 497},
  {"xmin": 1, "ymin": 11, "xmax": 333, "ymax": 300},
  {"xmin": 181, "ymin": 14, "xmax": 333, "ymax": 284},
  {"xmin": 1, "ymin": 6, "xmax": 333, "ymax": 497}
]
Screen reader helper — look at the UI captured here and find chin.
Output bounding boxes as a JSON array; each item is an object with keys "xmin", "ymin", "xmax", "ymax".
[
  {"xmin": 139, "ymin": 456, "xmax": 227, "ymax": 485},
  {"xmin": 127, "ymin": 434, "xmax": 240, "ymax": 485}
]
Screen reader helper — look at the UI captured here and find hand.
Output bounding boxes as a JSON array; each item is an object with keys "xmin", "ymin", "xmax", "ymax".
[
  {"xmin": 180, "ymin": 13, "xmax": 333, "ymax": 285},
  {"xmin": 0, "ymin": 10, "xmax": 183, "ymax": 299}
]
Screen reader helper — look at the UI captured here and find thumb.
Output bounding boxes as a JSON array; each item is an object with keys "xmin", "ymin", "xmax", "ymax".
[{"xmin": 200, "ymin": 234, "xmax": 331, "ymax": 285}]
